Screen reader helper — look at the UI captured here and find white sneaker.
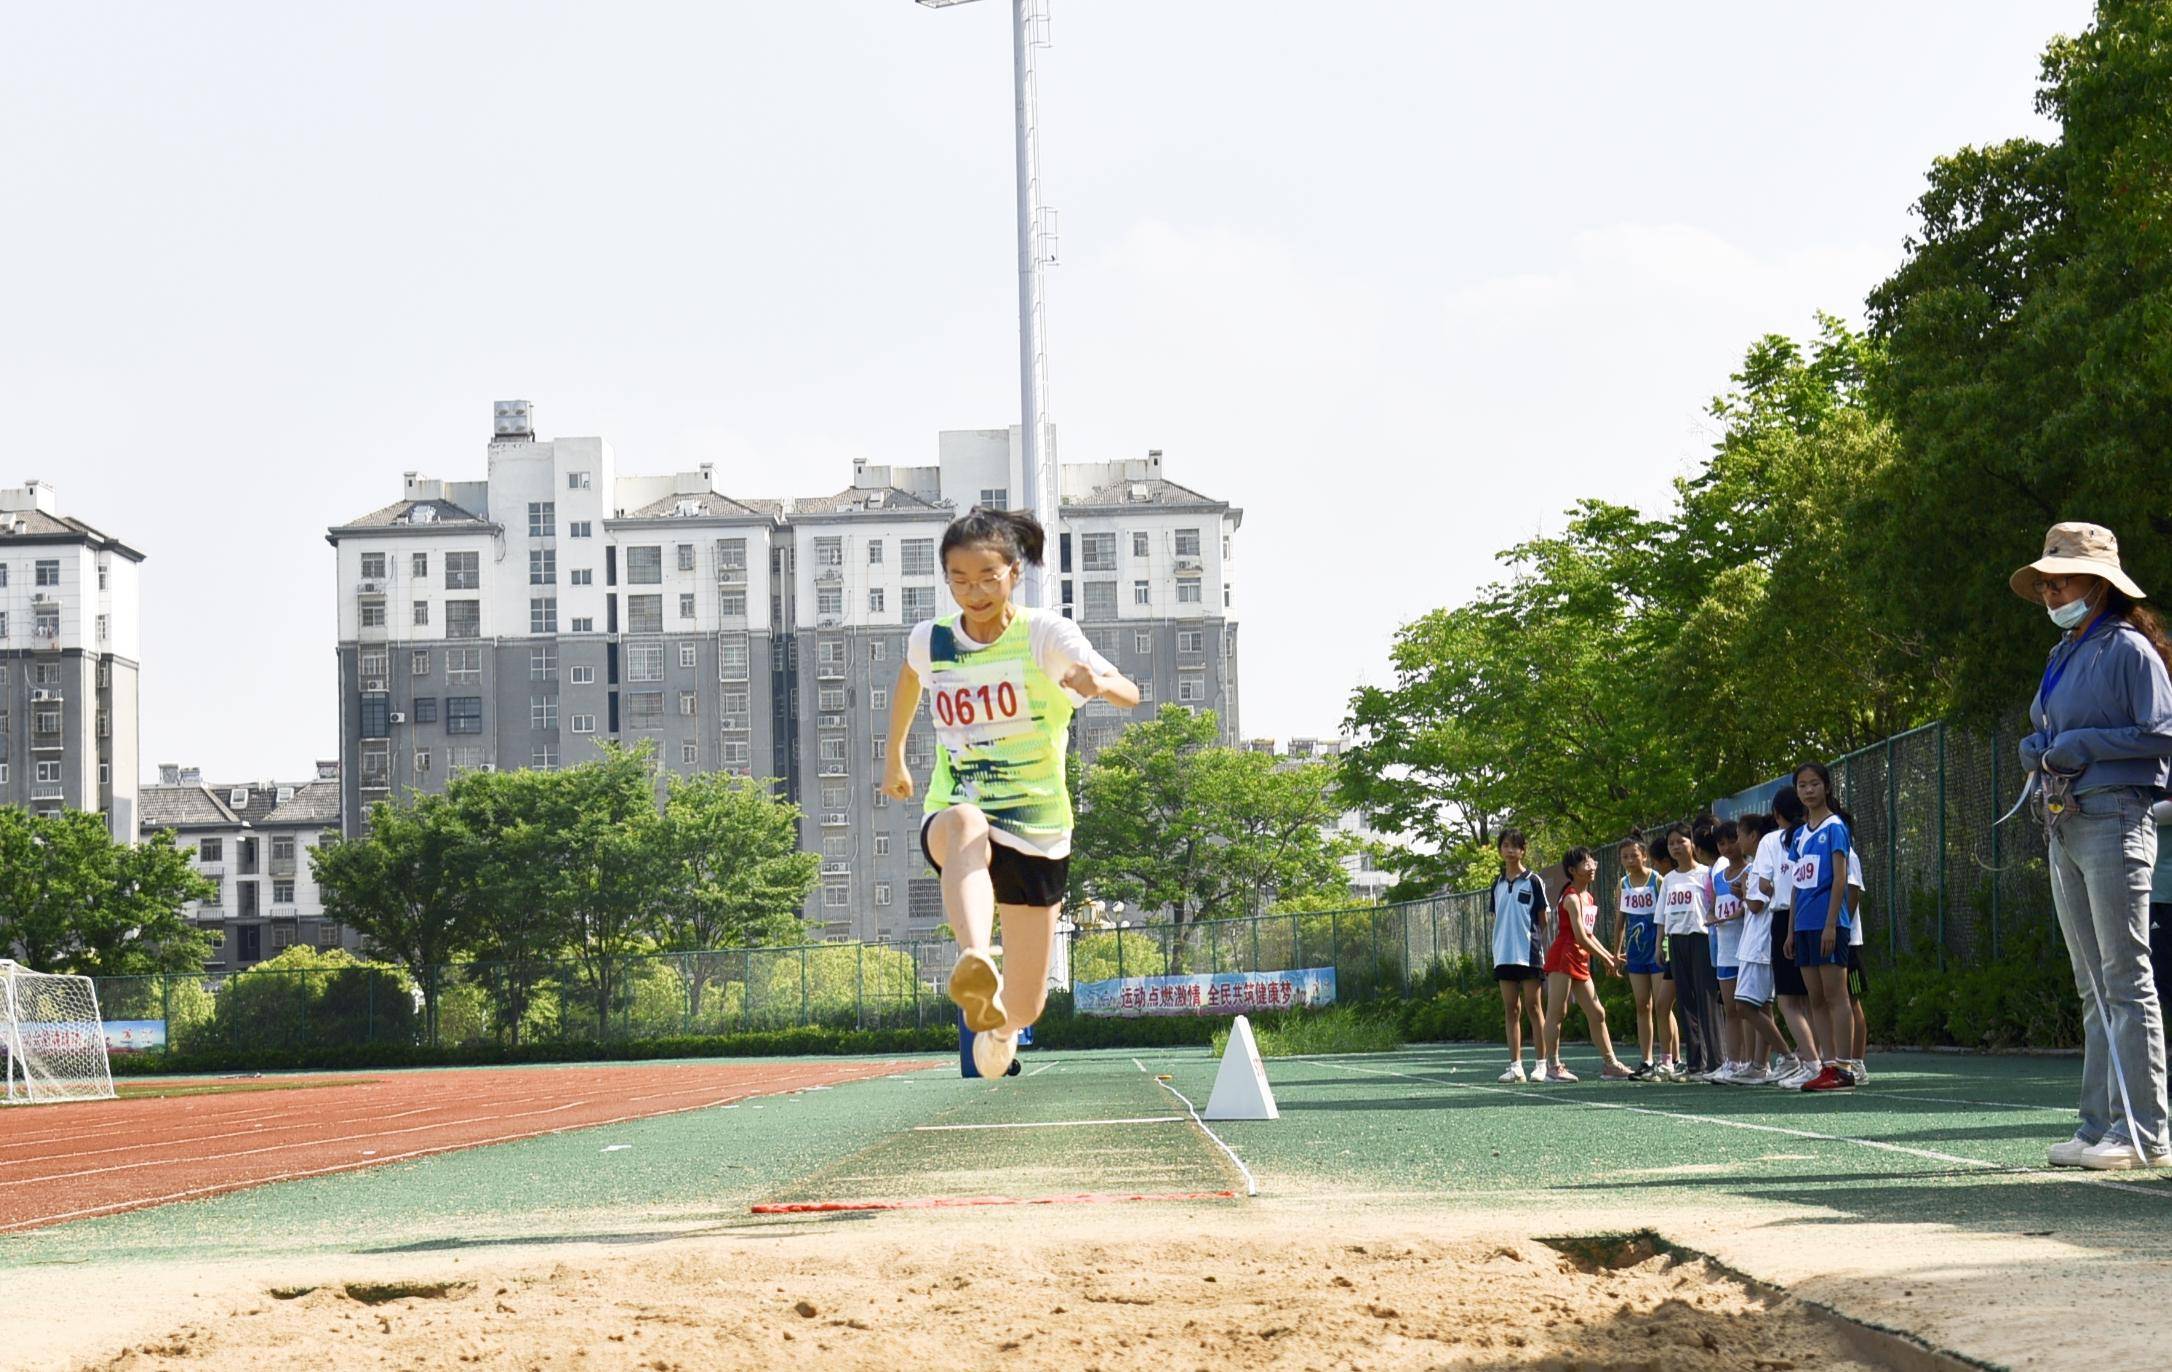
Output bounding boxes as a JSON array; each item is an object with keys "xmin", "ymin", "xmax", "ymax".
[
  {"xmin": 971, "ymin": 1028, "xmax": 1018, "ymax": 1079},
  {"xmin": 1530, "ymin": 1062, "xmax": 1552, "ymax": 1084},
  {"xmin": 1845, "ymin": 1058, "xmax": 1870, "ymax": 1083},
  {"xmin": 2079, "ymin": 1137, "xmax": 2172, "ymax": 1171},
  {"xmin": 1499, "ymin": 1061, "xmax": 1527, "ymax": 1083},
  {"xmin": 948, "ymin": 949, "xmax": 1007, "ymax": 1033},
  {"xmin": 1733, "ymin": 1064, "xmax": 1772, "ymax": 1085},
  {"xmin": 1775, "ymin": 1063, "xmax": 1817, "ymax": 1089},
  {"xmin": 2048, "ymin": 1133, "xmax": 2094, "ymax": 1168},
  {"xmin": 1710, "ymin": 1063, "xmax": 1740, "ymax": 1084},
  {"xmin": 1765, "ymin": 1057, "xmax": 1801, "ymax": 1085}
]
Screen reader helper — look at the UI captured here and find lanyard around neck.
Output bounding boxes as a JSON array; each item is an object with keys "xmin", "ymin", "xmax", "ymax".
[{"xmin": 2038, "ymin": 610, "xmax": 2114, "ymax": 727}]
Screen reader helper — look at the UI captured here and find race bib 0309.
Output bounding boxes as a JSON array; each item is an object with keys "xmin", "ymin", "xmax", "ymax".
[{"xmin": 929, "ymin": 658, "xmax": 1034, "ymax": 751}]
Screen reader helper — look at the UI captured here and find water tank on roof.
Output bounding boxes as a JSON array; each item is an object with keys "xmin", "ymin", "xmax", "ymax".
[{"xmin": 493, "ymin": 400, "xmax": 535, "ymax": 439}]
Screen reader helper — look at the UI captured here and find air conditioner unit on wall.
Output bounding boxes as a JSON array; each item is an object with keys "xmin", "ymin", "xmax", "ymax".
[{"xmin": 388, "ymin": 712, "xmax": 407, "ymax": 724}]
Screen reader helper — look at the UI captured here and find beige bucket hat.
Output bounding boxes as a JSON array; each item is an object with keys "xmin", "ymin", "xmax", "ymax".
[{"xmin": 2009, "ymin": 521, "xmax": 2147, "ymax": 602}]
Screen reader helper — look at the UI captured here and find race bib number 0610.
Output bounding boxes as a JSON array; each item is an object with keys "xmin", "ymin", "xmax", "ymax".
[{"xmin": 929, "ymin": 659, "xmax": 1034, "ymax": 750}]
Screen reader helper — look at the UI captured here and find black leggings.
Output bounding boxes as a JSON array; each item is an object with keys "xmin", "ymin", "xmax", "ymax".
[{"xmin": 1667, "ymin": 932, "xmax": 1725, "ymax": 1073}]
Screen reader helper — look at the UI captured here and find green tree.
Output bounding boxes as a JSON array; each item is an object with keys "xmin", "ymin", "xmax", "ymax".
[
  {"xmin": 652, "ymin": 770, "xmax": 819, "ymax": 1020},
  {"xmin": 1867, "ymin": 0, "xmax": 2172, "ymax": 721},
  {"xmin": 0, "ymin": 808, "xmax": 213, "ymax": 977},
  {"xmin": 443, "ymin": 766, "xmax": 578, "ymax": 1045},
  {"xmin": 310, "ymin": 792, "xmax": 484, "ymax": 1044},
  {"xmin": 210, "ymin": 945, "xmax": 416, "ymax": 1050},
  {"xmin": 1072, "ymin": 707, "xmax": 1356, "ymax": 943}
]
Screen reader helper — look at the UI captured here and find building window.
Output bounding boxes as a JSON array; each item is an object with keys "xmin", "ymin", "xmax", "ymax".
[
  {"xmin": 530, "ymin": 598, "xmax": 558, "ymax": 633},
  {"xmin": 681, "ymin": 740, "xmax": 699, "ymax": 766},
  {"xmin": 414, "ymin": 697, "xmax": 438, "ymax": 724},
  {"xmin": 818, "ymin": 639, "xmax": 846, "ymax": 666},
  {"xmin": 1083, "ymin": 581, "xmax": 1118, "ymax": 618},
  {"xmin": 1134, "ymin": 581, "xmax": 1151, "ymax": 607},
  {"xmin": 978, "ymin": 487, "xmax": 1009, "ymax": 509},
  {"xmin": 628, "ymin": 643, "xmax": 664, "ymax": 681},
  {"xmin": 1178, "ymin": 582, "xmax": 1203, "ymax": 604},
  {"xmin": 571, "ymin": 617, "xmax": 594, "ymax": 633},
  {"xmin": 531, "ymin": 646, "xmax": 557, "ymax": 679},
  {"xmin": 720, "ymin": 739, "xmax": 749, "ymax": 765},
  {"xmin": 871, "ymin": 688, "xmax": 888, "ymax": 710},
  {"xmin": 199, "ymin": 838, "xmax": 222, "ymax": 862},
  {"xmin": 867, "ymin": 587, "xmax": 885, "ymax": 614},
  {"xmin": 718, "ymin": 636, "xmax": 749, "ymax": 680},
  {"xmin": 359, "ymin": 552, "xmax": 386, "ymax": 580},
  {"xmin": 1134, "ymin": 631, "xmax": 1152, "ymax": 654},
  {"xmin": 95, "ymin": 613, "xmax": 108, "ymax": 642},
  {"xmin": 570, "ymin": 714, "xmax": 596, "ymax": 734},
  {"xmin": 1081, "ymin": 531, "xmax": 1117, "ymax": 571},
  {"xmin": 875, "ymin": 882, "xmax": 892, "ymax": 907},
  {"xmin": 720, "ymin": 589, "xmax": 746, "ymax": 617},
  {"xmin": 1132, "ymin": 531, "xmax": 1149, "ymax": 558},
  {"xmin": 359, "ymin": 602, "xmax": 386, "ymax": 629},
  {"xmin": 527, "ymin": 501, "xmax": 555, "ymax": 537},
  {"xmin": 446, "ymin": 600, "xmax": 481, "ymax": 637},
  {"xmin": 823, "ymin": 882, "xmax": 849, "ymax": 909},
  {"xmin": 722, "ymin": 688, "xmax": 750, "ymax": 716},
  {"xmin": 360, "ymin": 694, "xmax": 391, "ymax": 738},
  {"xmin": 816, "ymin": 587, "xmax": 843, "ymax": 618},
  {"xmin": 571, "ymin": 666, "xmax": 595, "ymax": 685},
  {"xmin": 446, "ymin": 552, "xmax": 479, "ymax": 589},
  {"xmin": 527, "ymin": 695, "xmax": 555, "ymax": 729},
  {"xmin": 446, "ymin": 648, "xmax": 481, "ymax": 684},
  {"xmin": 717, "ymin": 538, "xmax": 747, "ymax": 571},
  {"xmin": 819, "ymin": 736, "xmax": 847, "ymax": 763},
  {"xmin": 1179, "ymin": 630, "xmax": 1203, "ymax": 654},
  {"xmin": 677, "ymin": 543, "xmax": 696, "ymax": 573},
  {"xmin": 814, "ymin": 537, "xmax": 843, "ymax": 566},
  {"xmin": 822, "ymin": 834, "xmax": 851, "ymax": 860},
  {"xmin": 569, "ymin": 520, "xmax": 592, "ymax": 539},
  {"xmin": 627, "ymin": 692, "xmax": 664, "ymax": 729},
  {"xmin": 871, "ymin": 639, "xmax": 886, "ymax": 662},
  {"xmin": 360, "ymin": 743, "xmax": 390, "ymax": 787},
  {"xmin": 568, "ymin": 471, "xmax": 591, "ymax": 490},
  {"xmin": 412, "ymin": 600, "xmax": 430, "ymax": 626},
  {"xmin": 679, "ymin": 592, "xmax": 696, "ymax": 619},
  {"xmin": 534, "ymin": 747, "xmax": 559, "ymax": 770},
  {"xmin": 627, "ymin": 595, "xmax": 663, "ymax": 633},
  {"xmin": 1175, "ymin": 528, "xmax": 1202, "ymax": 558},
  {"xmin": 817, "ymin": 687, "xmax": 845, "ymax": 712},
  {"xmin": 867, "ymin": 539, "xmax": 883, "ymax": 565},
  {"xmin": 1138, "ymin": 679, "xmax": 1154, "ymax": 702},
  {"xmin": 273, "ymin": 879, "xmax": 295, "ymax": 905},
  {"xmin": 408, "ymin": 552, "xmax": 427, "ymax": 579},
  {"xmin": 679, "ymin": 690, "xmax": 697, "ymax": 717},
  {"xmin": 900, "ymin": 539, "xmax": 935, "ymax": 577},
  {"xmin": 901, "ymin": 586, "xmax": 936, "ymax": 620},
  {"xmin": 447, "ymin": 697, "xmax": 484, "ymax": 734},
  {"xmin": 872, "ymin": 733, "xmax": 887, "ymax": 762},
  {"xmin": 1179, "ymin": 677, "xmax": 1205, "ymax": 703},
  {"xmin": 34, "ymin": 607, "xmax": 57, "ymax": 637},
  {"xmin": 530, "ymin": 548, "xmax": 556, "ymax": 584},
  {"xmin": 571, "ymin": 567, "xmax": 593, "ymax": 586},
  {"xmin": 626, "ymin": 546, "xmax": 662, "ymax": 584},
  {"xmin": 874, "ymin": 833, "xmax": 891, "ymax": 857},
  {"xmin": 820, "ymin": 781, "xmax": 849, "ymax": 809},
  {"xmin": 35, "ymin": 759, "xmax": 61, "ymax": 784},
  {"xmin": 359, "ymin": 649, "xmax": 388, "ymax": 681}
]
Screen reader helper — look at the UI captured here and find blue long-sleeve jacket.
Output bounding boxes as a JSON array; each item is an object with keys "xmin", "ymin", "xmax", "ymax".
[{"xmin": 2020, "ymin": 620, "xmax": 2172, "ymax": 796}]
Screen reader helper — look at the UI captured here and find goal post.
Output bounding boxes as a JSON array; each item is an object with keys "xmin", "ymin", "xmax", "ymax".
[{"xmin": 1, "ymin": 959, "xmax": 116, "ymax": 1104}]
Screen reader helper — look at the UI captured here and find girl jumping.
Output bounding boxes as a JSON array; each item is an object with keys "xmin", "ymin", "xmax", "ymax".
[{"xmin": 882, "ymin": 508, "xmax": 1140, "ymax": 1079}]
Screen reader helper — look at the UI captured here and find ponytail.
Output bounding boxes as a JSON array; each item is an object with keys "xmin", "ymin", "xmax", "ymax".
[
  {"xmin": 2104, "ymin": 588, "xmax": 2172, "ymax": 675},
  {"xmin": 940, "ymin": 507, "xmax": 1047, "ymax": 569}
]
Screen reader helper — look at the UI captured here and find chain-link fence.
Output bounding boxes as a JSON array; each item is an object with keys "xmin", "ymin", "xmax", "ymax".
[{"xmin": 91, "ymin": 719, "xmax": 2049, "ymax": 1057}]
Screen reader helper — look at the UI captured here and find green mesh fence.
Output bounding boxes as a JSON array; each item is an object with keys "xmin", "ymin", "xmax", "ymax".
[{"xmin": 89, "ymin": 720, "xmax": 2050, "ymax": 1055}]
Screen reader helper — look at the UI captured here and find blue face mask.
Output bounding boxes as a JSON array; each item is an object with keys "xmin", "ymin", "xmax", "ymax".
[{"xmin": 2048, "ymin": 596, "xmax": 2095, "ymax": 630}]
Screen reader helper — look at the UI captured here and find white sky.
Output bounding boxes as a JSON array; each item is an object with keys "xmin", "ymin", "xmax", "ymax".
[{"xmin": 0, "ymin": 1, "xmax": 2089, "ymax": 783}]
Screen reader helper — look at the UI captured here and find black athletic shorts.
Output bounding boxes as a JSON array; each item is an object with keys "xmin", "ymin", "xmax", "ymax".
[
  {"xmin": 1493, "ymin": 963, "xmax": 1543, "ymax": 983},
  {"xmin": 1846, "ymin": 943, "xmax": 1868, "ymax": 998},
  {"xmin": 1771, "ymin": 912, "xmax": 1808, "ymax": 998},
  {"xmin": 920, "ymin": 813, "xmax": 1069, "ymax": 907}
]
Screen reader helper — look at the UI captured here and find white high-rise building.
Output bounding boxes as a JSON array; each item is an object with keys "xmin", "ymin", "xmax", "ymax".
[
  {"xmin": 328, "ymin": 405, "xmax": 1243, "ymax": 944},
  {"xmin": 140, "ymin": 761, "xmax": 346, "ymax": 969},
  {"xmin": 0, "ymin": 480, "xmax": 144, "ymax": 840}
]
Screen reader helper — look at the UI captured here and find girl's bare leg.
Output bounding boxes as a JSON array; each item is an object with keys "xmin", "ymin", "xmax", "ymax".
[
  {"xmin": 995, "ymin": 903, "xmax": 1058, "ymax": 1030},
  {"xmin": 927, "ymin": 807, "xmax": 996, "ymax": 951},
  {"xmin": 1499, "ymin": 982, "xmax": 1525, "ymax": 1063},
  {"xmin": 1627, "ymin": 972, "xmax": 1656, "ymax": 1063},
  {"xmin": 1543, "ymin": 974, "xmax": 1571, "ymax": 1065},
  {"xmin": 1572, "ymin": 979, "xmax": 1621, "ymax": 1067}
]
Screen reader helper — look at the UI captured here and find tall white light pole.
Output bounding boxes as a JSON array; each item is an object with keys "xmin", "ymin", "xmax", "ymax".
[{"xmin": 916, "ymin": 0, "xmax": 1059, "ymax": 609}]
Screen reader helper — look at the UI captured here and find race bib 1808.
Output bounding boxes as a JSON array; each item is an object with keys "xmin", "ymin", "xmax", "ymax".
[{"xmin": 928, "ymin": 658, "xmax": 1034, "ymax": 751}]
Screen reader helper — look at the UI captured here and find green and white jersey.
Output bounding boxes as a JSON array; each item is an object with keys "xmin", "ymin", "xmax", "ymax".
[{"xmin": 906, "ymin": 608, "xmax": 1113, "ymax": 858}]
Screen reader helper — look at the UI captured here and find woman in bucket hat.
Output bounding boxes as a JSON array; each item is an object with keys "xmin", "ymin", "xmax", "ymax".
[{"xmin": 2013, "ymin": 522, "xmax": 2172, "ymax": 1170}]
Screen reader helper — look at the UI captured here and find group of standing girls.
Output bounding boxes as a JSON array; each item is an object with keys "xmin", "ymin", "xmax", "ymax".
[{"xmin": 1492, "ymin": 762, "xmax": 1870, "ymax": 1093}]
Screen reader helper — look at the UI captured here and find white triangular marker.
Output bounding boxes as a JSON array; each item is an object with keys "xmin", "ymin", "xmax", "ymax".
[{"xmin": 1203, "ymin": 1015, "xmax": 1279, "ymax": 1121}]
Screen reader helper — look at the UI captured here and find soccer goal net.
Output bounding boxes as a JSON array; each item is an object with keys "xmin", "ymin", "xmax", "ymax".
[{"xmin": 1, "ymin": 959, "xmax": 116, "ymax": 1104}]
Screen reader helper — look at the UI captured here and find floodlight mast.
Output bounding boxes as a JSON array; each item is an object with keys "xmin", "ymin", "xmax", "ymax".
[{"xmin": 916, "ymin": 0, "xmax": 1058, "ymax": 610}]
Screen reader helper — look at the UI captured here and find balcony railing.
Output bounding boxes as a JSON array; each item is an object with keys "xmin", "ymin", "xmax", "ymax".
[{"xmin": 30, "ymin": 783, "xmax": 64, "ymax": 801}]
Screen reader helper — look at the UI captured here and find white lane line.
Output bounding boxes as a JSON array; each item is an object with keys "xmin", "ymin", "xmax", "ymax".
[
  {"xmin": 1135, "ymin": 1059, "xmax": 1258, "ymax": 1198},
  {"xmin": 1329, "ymin": 1060, "xmax": 2172, "ymax": 1201},
  {"xmin": 1866, "ymin": 1091, "xmax": 2067, "ymax": 1113},
  {"xmin": 911, "ymin": 1116, "xmax": 1185, "ymax": 1132},
  {"xmin": 1025, "ymin": 1062, "xmax": 1057, "ymax": 1078}
]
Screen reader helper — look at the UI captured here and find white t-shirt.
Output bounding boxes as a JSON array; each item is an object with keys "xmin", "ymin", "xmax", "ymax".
[
  {"xmin": 904, "ymin": 609, "xmax": 1116, "ymax": 858},
  {"xmin": 1736, "ymin": 857, "xmax": 1773, "ymax": 966},
  {"xmin": 1660, "ymin": 864, "xmax": 1709, "ymax": 936},
  {"xmin": 1750, "ymin": 829, "xmax": 1789, "ymax": 910},
  {"xmin": 1848, "ymin": 849, "xmax": 1866, "ymax": 947}
]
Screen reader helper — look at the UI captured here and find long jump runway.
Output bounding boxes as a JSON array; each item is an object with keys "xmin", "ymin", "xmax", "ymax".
[{"xmin": 0, "ymin": 1057, "xmax": 933, "ymax": 1233}]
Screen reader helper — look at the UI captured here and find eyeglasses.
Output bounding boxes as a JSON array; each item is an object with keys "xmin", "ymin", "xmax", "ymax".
[{"xmin": 946, "ymin": 570, "xmax": 1014, "ymax": 597}]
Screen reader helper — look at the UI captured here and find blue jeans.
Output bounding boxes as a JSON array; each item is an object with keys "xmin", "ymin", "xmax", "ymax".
[{"xmin": 2049, "ymin": 786, "xmax": 2171, "ymax": 1153}]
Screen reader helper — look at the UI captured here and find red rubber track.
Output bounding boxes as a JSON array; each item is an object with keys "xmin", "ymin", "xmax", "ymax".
[{"xmin": 0, "ymin": 1058, "xmax": 933, "ymax": 1233}]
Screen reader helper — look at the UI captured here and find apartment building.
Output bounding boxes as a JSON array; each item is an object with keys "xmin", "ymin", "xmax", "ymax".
[
  {"xmin": 139, "ymin": 762, "xmax": 348, "ymax": 969},
  {"xmin": 1248, "ymin": 736, "xmax": 1397, "ymax": 903},
  {"xmin": 0, "ymin": 480, "xmax": 143, "ymax": 840},
  {"xmin": 329, "ymin": 405, "xmax": 1242, "ymax": 945}
]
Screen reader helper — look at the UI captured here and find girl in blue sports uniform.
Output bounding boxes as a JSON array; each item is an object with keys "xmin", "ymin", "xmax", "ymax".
[
  {"xmin": 1612, "ymin": 835, "xmax": 1668, "ymax": 1078},
  {"xmin": 1783, "ymin": 761, "xmax": 1857, "ymax": 1092}
]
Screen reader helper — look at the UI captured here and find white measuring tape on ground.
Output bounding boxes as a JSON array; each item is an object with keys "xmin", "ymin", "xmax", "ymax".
[{"xmin": 1134, "ymin": 1057, "xmax": 1259, "ymax": 1197}]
